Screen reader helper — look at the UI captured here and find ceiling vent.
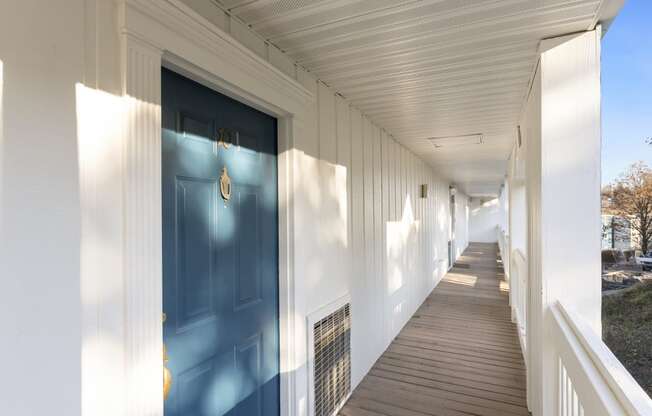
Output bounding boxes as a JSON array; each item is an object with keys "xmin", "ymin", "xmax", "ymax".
[{"xmin": 429, "ymin": 133, "xmax": 483, "ymax": 149}]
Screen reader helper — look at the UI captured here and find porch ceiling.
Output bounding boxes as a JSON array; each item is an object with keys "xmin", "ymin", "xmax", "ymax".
[{"xmin": 216, "ymin": 0, "xmax": 608, "ymax": 196}]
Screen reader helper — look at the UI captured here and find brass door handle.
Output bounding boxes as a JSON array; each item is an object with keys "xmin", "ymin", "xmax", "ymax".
[
  {"xmin": 163, "ymin": 344, "xmax": 172, "ymax": 400},
  {"xmin": 163, "ymin": 313, "xmax": 172, "ymax": 400}
]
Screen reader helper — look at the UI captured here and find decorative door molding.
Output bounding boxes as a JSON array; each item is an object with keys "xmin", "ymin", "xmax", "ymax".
[
  {"xmin": 121, "ymin": 35, "xmax": 164, "ymax": 416},
  {"xmin": 80, "ymin": 1, "xmax": 314, "ymax": 415}
]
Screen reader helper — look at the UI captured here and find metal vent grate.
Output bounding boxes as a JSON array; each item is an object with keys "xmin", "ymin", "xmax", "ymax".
[{"xmin": 313, "ymin": 303, "xmax": 351, "ymax": 416}]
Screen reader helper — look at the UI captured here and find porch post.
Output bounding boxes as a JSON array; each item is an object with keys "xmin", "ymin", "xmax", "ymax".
[{"xmin": 525, "ymin": 28, "xmax": 602, "ymax": 415}]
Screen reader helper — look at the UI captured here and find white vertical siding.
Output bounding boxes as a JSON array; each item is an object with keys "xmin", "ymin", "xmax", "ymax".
[
  {"xmin": 372, "ymin": 125, "xmax": 383, "ymax": 358},
  {"xmin": 349, "ymin": 107, "xmax": 366, "ymax": 386},
  {"xmin": 317, "ymin": 83, "xmax": 336, "ymax": 164},
  {"xmin": 300, "ymin": 75, "xmax": 455, "ymax": 389},
  {"xmin": 0, "ymin": 2, "xmax": 85, "ymax": 415},
  {"xmin": 361, "ymin": 116, "xmax": 374, "ymax": 372},
  {"xmin": 380, "ymin": 132, "xmax": 390, "ymax": 348}
]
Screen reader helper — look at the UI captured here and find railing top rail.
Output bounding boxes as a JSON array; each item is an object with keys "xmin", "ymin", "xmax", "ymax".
[
  {"xmin": 555, "ymin": 301, "xmax": 652, "ymax": 415},
  {"xmin": 495, "ymin": 226, "xmax": 509, "ymax": 238}
]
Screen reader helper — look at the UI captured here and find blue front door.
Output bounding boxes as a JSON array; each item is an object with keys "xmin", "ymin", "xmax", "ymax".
[{"xmin": 162, "ymin": 68, "xmax": 279, "ymax": 416}]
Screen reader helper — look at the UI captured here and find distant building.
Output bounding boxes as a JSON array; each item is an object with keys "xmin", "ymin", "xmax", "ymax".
[{"xmin": 602, "ymin": 214, "xmax": 639, "ymax": 250}]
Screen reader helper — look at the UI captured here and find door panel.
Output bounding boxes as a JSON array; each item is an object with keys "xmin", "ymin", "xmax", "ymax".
[
  {"xmin": 162, "ymin": 68, "xmax": 279, "ymax": 416},
  {"xmin": 175, "ymin": 176, "xmax": 216, "ymax": 329},
  {"xmin": 234, "ymin": 187, "xmax": 262, "ymax": 309}
]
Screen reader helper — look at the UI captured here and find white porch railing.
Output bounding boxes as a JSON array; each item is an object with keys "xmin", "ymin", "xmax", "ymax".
[
  {"xmin": 550, "ymin": 301, "xmax": 652, "ymax": 416},
  {"xmin": 496, "ymin": 227, "xmax": 527, "ymax": 361},
  {"xmin": 496, "ymin": 227, "xmax": 509, "ymax": 280},
  {"xmin": 510, "ymin": 248, "xmax": 527, "ymax": 358},
  {"xmin": 495, "ymin": 227, "xmax": 651, "ymax": 415}
]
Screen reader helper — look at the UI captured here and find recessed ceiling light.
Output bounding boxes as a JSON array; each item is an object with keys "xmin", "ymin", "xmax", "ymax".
[{"xmin": 429, "ymin": 133, "xmax": 483, "ymax": 148}]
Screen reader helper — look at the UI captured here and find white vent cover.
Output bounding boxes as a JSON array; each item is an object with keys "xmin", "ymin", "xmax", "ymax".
[
  {"xmin": 308, "ymin": 296, "xmax": 351, "ymax": 416},
  {"xmin": 429, "ymin": 133, "xmax": 483, "ymax": 148}
]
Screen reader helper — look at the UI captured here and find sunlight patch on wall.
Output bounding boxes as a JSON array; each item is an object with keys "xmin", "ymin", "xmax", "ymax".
[
  {"xmin": 402, "ymin": 195, "xmax": 415, "ymax": 224},
  {"xmin": 76, "ymin": 83, "xmax": 126, "ymax": 305},
  {"xmin": 76, "ymin": 83, "xmax": 128, "ymax": 416},
  {"xmin": 386, "ymin": 220, "xmax": 405, "ymax": 295},
  {"xmin": 298, "ymin": 153, "xmax": 321, "ymax": 209},
  {"xmin": 386, "ymin": 194, "xmax": 423, "ymax": 333},
  {"xmin": 386, "ymin": 196, "xmax": 419, "ymax": 295},
  {"xmin": 321, "ymin": 160, "xmax": 348, "ymax": 248}
]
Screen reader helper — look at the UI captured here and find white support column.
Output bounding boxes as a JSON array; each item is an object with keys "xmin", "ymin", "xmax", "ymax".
[{"xmin": 526, "ymin": 28, "xmax": 602, "ymax": 415}]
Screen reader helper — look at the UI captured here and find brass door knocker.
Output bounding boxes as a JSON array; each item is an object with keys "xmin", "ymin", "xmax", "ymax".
[{"xmin": 220, "ymin": 167, "xmax": 232, "ymax": 201}]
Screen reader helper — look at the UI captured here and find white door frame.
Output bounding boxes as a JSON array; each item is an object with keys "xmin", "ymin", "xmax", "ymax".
[{"xmin": 81, "ymin": 1, "xmax": 313, "ymax": 415}]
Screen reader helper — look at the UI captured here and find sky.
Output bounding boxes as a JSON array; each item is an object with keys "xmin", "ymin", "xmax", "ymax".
[{"xmin": 601, "ymin": 0, "xmax": 652, "ymax": 185}]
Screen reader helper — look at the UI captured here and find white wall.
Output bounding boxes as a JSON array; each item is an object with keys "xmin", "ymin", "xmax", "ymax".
[
  {"xmin": 294, "ymin": 81, "xmax": 452, "ymax": 396},
  {"xmin": 469, "ymin": 197, "xmax": 501, "ymax": 243},
  {"xmin": 0, "ymin": 1, "xmax": 84, "ymax": 415},
  {"xmin": 2, "ymin": 3, "xmax": 131, "ymax": 414},
  {"xmin": 0, "ymin": 2, "xmax": 460, "ymax": 415}
]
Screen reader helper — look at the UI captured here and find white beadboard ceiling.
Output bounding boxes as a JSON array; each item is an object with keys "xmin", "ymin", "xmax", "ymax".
[{"xmin": 213, "ymin": 0, "xmax": 615, "ymax": 196}]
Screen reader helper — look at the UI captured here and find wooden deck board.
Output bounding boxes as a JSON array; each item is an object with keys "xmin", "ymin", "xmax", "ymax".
[{"xmin": 339, "ymin": 243, "xmax": 529, "ymax": 416}]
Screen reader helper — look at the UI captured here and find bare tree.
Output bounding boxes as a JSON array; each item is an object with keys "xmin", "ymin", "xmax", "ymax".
[{"xmin": 602, "ymin": 162, "xmax": 652, "ymax": 253}]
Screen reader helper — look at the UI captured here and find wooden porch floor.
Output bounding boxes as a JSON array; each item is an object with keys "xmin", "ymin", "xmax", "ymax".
[{"xmin": 339, "ymin": 242, "xmax": 529, "ymax": 416}]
